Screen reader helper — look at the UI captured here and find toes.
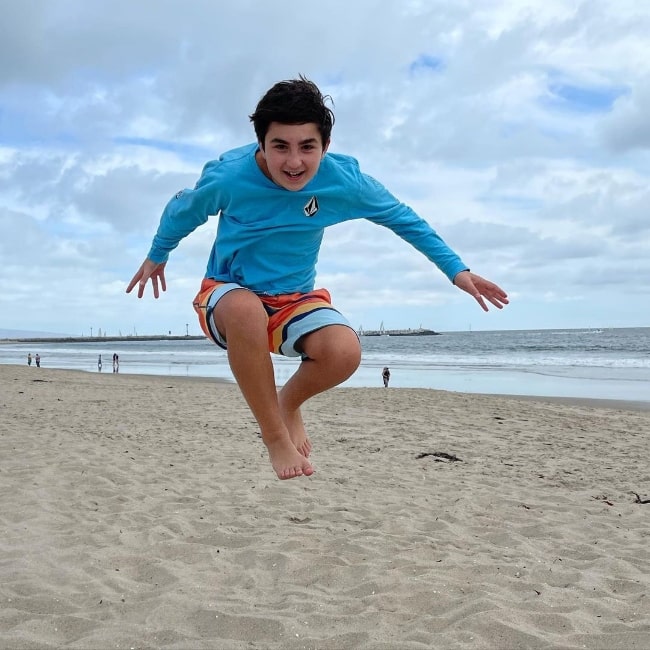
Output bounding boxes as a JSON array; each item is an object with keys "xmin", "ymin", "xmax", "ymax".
[
  {"xmin": 281, "ymin": 463, "xmax": 314, "ymax": 479},
  {"xmin": 280, "ymin": 466, "xmax": 304, "ymax": 480}
]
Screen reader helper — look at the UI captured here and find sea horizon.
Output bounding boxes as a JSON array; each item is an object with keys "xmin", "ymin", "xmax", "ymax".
[
  {"xmin": 2, "ymin": 324, "xmax": 649, "ymax": 342},
  {"xmin": 2, "ymin": 326, "xmax": 649, "ymax": 405}
]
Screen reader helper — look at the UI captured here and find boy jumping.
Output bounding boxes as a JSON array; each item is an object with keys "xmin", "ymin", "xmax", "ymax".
[{"xmin": 127, "ymin": 76, "xmax": 508, "ymax": 480}]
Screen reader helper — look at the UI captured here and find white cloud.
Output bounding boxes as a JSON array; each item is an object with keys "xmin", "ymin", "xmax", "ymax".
[{"xmin": 1, "ymin": 0, "xmax": 649, "ymax": 336}]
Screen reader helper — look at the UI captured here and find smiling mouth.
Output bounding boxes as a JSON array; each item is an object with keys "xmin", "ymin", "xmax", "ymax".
[{"xmin": 285, "ymin": 171, "xmax": 304, "ymax": 179}]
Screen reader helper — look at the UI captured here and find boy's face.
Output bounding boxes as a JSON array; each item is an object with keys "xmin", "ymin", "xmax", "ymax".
[{"xmin": 257, "ymin": 122, "xmax": 329, "ymax": 191}]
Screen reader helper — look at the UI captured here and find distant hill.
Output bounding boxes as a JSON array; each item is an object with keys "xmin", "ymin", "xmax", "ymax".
[{"xmin": 0, "ymin": 328, "xmax": 73, "ymax": 340}]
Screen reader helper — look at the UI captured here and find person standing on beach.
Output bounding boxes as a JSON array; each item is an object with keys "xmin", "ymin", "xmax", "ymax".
[
  {"xmin": 382, "ymin": 367, "xmax": 390, "ymax": 388},
  {"xmin": 35, "ymin": 353, "xmax": 41, "ymax": 368},
  {"xmin": 27, "ymin": 353, "xmax": 32, "ymax": 366},
  {"xmin": 112, "ymin": 353, "xmax": 119, "ymax": 373},
  {"xmin": 97, "ymin": 354, "xmax": 102, "ymax": 372},
  {"xmin": 127, "ymin": 76, "xmax": 508, "ymax": 481}
]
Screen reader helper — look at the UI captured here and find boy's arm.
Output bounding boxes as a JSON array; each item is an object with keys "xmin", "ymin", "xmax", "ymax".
[
  {"xmin": 127, "ymin": 162, "xmax": 221, "ymax": 299},
  {"xmin": 357, "ymin": 173, "xmax": 508, "ymax": 310},
  {"xmin": 357, "ymin": 174, "xmax": 468, "ymax": 281},
  {"xmin": 147, "ymin": 162, "xmax": 221, "ymax": 264}
]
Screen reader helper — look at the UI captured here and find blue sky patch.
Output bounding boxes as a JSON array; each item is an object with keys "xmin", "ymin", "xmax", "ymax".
[
  {"xmin": 409, "ymin": 54, "xmax": 444, "ymax": 75},
  {"xmin": 478, "ymin": 193, "xmax": 543, "ymax": 211},
  {"xmin": 114, "ymin": 136, "xmax": 214, "ymax": 161},
  {"xmin": 544, "ymin": 81, "xmax": 627, "ymax": 113}
]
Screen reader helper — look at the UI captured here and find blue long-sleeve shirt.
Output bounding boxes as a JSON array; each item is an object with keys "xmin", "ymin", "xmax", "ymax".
[{"xmin": 147, "ymin": 143, "xmax": 468, "ymax": 294}]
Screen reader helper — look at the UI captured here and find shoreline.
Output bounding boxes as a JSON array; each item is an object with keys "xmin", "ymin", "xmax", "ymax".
[
  {"xmin": 3, "ymin": 328, "xmax": 649, "ymax": 405},
  {"xmin": 4, "ymin": 363, "xmax": 649, "ymax": 412}
]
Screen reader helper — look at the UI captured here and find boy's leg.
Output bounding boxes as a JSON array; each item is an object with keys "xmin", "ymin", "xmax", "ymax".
[
  {"xmin": 278, "ymin": 325, "xmax": 361, "ymax": 455},
  {"xmin": 212, "ymin": 288, "xmax": 314, "ymax": 480}
]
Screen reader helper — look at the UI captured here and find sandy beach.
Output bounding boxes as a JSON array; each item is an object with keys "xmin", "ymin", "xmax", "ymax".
[{"xmin": 1, "ymin": 364, "xmax": 649, "ymax": 649}]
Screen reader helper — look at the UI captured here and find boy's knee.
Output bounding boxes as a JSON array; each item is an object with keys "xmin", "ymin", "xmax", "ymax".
[
  {"xmin": 339, "ymin": 331, "xmax": 362, "ymax": 366},
  {"xmin": 213, "ymin": 289, "xmax": 267, "ymax": 333},
  {"xmin": 302, "ymin": 326, "xmax": 361, "ymax": 369},
  {"xmin": 329, "ymin": 334, "xmax": 361, "ymax": 379}
]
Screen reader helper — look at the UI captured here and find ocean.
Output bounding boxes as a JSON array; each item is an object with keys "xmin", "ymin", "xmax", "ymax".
[{"xmin": 2, "ymin": 327, "xmax": 649, "ymax": 403}]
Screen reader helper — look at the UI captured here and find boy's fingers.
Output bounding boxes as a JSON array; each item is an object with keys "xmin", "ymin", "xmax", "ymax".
[
  {"xmin": 125, "ymin": 274, "xmax": 139, "ymax": 293},
  {"xmin": 126, "ymin": 261, "xmax": 166, "ymax": 299},
  {"xmin": 475, "ymin": 295, "xmax": 489, "ymax": 312}
]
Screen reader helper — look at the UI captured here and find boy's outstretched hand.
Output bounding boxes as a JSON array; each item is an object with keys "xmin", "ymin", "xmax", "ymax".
[
  {"xmin": 453, "ymin": 270, "xmax": 509, "ymax": 312},
  {"xmin": 126, "ymin": 260, "xmax": 167, "ymax": 299}
]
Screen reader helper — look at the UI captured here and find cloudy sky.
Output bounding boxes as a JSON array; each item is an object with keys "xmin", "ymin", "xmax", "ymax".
[{"xmin": 2, "ymin": 0, "xmax": 649, "ymax": 337}]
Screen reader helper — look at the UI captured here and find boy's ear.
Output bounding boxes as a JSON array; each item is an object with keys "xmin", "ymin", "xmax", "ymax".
[{"xmin": 322, "ymin": 138, "xmax": 330, "ymax": 156}]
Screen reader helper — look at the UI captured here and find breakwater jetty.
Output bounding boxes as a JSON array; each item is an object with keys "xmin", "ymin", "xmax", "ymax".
[
  {"xmin": 1, "ymin": 335, "xmax": 207, "ymax": 344},
  {"xmin": 358, "ymin": 327, "xmax": 440, "ymax": 337}
]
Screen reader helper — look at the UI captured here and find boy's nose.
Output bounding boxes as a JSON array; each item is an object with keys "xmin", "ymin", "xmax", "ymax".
[{"xmin": 287, "ymin": 149, "xmax": 302, "ymax": 167}]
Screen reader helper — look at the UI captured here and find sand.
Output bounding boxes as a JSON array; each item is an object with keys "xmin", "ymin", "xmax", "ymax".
[{"xmin": 1, "ymin": 364, "xmax": 649, "ymax": 649}]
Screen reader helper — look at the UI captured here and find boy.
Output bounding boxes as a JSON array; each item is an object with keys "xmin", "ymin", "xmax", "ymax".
[{"xmin": 127, "ymin": 76, "xmax": 508, "ymax": 481}]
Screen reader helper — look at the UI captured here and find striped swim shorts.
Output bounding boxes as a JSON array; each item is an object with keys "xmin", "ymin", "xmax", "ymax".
[{"xmin": 192, "ymin": 279, "xmax": 354, "ymax": 358}]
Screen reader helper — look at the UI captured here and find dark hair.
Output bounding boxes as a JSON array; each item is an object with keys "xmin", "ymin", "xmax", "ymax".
[{"xmin": 249, "ymin": 75, "xmax": 335, "ymax": 147}]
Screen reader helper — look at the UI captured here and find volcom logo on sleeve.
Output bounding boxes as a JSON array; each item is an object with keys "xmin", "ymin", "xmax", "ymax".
[{"xmin": 303, "ymin": 196, "xmax": 319, "ymax": 217}]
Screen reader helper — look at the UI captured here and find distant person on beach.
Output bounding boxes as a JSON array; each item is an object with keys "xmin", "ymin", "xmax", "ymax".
[
  {"xmin": 27, "ymin": 353, "xmax": 32, "ymax": 366},
  {"xmin": 382, "ymin": 367, "xmax": 390, "ymax": 388},
  {"xmin": 127, "ymin": 76, "xmax": 508, "ymax": 481},
  {"xmin": 98, "ymin": 354, "xmax": 102, "ymax": 372},
  {"xmin": 112, "ymin": 353, "xmax": 119, "ymax": 373},
  {"xmin": 35, "ymin": 354, "xmax": 41, "ymax": 368}
]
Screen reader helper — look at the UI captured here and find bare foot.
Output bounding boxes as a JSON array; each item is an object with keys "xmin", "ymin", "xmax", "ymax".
[
  {"xmin": 264, "ymin": 437, "xmax": 314, "ymax": 480},
  {"xmin": 279, "ymin": 403, "xmax": 312, "ymax": 457}
]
